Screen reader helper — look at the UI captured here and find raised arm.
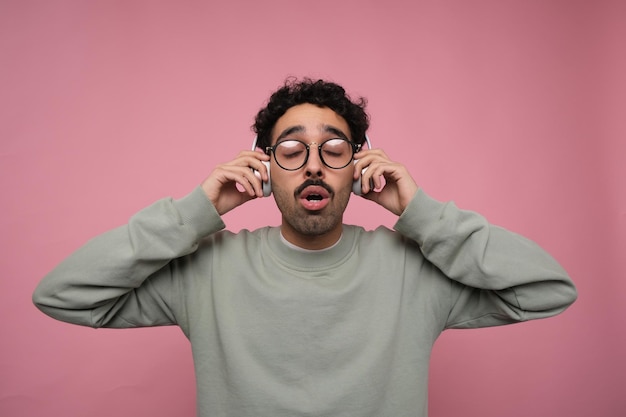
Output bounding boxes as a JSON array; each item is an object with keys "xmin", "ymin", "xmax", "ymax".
[
  {"xmin": 395, "ymin": 189, "xmax": 577, "ymax": 328},
  {"xmin": 33, "ymin": 150, "xmax": 270, "ymax": 329},
  {"xmin": 32, "ymin": 187, "xmax": 225, "ymax": 328}
]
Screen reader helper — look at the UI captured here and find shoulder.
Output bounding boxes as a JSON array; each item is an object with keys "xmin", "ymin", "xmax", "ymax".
[{"xmin": 345, "ymin": 224, "xmax": 419, "ymax": 251}]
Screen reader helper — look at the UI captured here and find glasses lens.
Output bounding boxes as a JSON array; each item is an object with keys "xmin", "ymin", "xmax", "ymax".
[
  {"xmin": 321, "ymin": 138, "xmax": 353, "ymax": 169},
  {"xmin": 272, "ymin": 138, "xmax": 355, "ymax": 170},
  {"xmin": 274, "ymin": 140, "xmax": 308, "ymax": 170}
]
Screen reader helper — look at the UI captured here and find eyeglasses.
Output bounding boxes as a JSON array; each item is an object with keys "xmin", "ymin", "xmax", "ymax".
[{"xmin": 265, "ymin": 138, "xmax": 362, "ymax": 171}]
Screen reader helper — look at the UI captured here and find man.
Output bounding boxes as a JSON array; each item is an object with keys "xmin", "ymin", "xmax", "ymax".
[{"xmin": 33, "ymin": 78, "xmax": 577, "ymax": 417}]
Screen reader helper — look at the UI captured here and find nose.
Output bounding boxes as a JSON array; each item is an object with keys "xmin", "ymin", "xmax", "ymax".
[{"xmin": 304, "ymin": 143, "xmax": 324, "ymax": 178}]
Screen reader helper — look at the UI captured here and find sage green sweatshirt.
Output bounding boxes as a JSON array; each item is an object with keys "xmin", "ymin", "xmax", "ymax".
[{"xmin": 33, "ymin": 187, "xmax": 577, "ymax": 417}]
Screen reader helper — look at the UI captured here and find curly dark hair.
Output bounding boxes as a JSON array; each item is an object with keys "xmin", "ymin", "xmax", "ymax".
[{"xmin": 253, "ymin": 78, "xmax": 370, "ymax": 150}]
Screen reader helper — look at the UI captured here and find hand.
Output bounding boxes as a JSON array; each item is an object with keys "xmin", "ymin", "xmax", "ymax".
[
  {"xmin": 201, "ymin": 151, "xmax": 270, "ymax": 215},
  {"xmin": 353, "ymin": 148, "xmax": 419, "ymax": 216}
]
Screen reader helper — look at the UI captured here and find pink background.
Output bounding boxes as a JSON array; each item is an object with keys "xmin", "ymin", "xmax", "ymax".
[{"xmin": 1, "ymin": 1, "xmax": 624, "ymax": 416}]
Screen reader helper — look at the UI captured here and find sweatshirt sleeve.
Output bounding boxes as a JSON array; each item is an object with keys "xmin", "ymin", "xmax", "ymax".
[
  {"xmin": 394, "ymin": 189, "xmax": 577, "ymax": 329},
  {"xmin": 32, "ymin": 186, "xmax": 225, "ymax": 329}
]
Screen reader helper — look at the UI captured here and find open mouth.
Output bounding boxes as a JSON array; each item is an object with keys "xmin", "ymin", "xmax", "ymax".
[
  {"xmin": 299, "ymin": 185, "xmax": 331, "ymax": 210},
  {"xmin": 300, "ymin": 185, "xmax": 330, "ymax": 200}
]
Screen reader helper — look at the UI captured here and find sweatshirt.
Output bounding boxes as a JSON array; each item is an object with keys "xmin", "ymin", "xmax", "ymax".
[{"xmin": 33, "ymin": 187, "xmax": 577, "ymax": 417}]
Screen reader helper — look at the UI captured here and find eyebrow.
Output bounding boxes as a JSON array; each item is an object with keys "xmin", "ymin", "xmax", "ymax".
[
  {"xmin": 276, "ymin": 126, "xmax": 305, "ymax": 141},
  {"xmin": 276, "ymin": 125, "xmax": 350, "ymax": 142}
]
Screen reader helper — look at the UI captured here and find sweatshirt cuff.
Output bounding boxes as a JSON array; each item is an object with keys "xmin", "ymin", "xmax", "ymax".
[{"xmin": 173, "ymin": 186, "xmax": 226, "ymax": 238}]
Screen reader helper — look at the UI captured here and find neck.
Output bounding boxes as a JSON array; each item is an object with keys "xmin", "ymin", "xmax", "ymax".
[{"xmin": 280, "ymin": 224, "xmax": 343, "ymax": 250}]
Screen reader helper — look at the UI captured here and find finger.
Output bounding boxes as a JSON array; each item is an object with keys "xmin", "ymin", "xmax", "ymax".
[
  {"xmin": 234, "ymin": 153, "xmax": 271, "ymax": 183},
  {"xmin": 217, "ymin": 165, "xmax": 262, "ymax": 198},
  {"xmin": 223, "ymin": 165, "xmax": 263, "ymax": 198},
  {"xmin": 360, "ymin": 161, "xmax": 384, "ymax": 194},
  {"xmin": 242, "ymin": 167, "xmax": 266, "ymax": 198}
]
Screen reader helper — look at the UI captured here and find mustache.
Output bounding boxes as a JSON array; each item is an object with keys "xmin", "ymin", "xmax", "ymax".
[{"xmin": 295, "ymin": 179, "xmax": 334, "ymax": 196}]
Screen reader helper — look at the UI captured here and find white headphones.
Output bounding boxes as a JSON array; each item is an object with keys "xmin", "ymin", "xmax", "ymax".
[{"xmin": 252, "ymin": 135, "xmax": 372, "ymax": 197}]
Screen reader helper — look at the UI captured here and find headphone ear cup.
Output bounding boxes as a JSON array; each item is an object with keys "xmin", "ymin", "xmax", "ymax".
[
  {"xmin": 252, "ymin": 160, "xmax": 272, "ymax": 197},
  {"xmin": 353, "ymin": 135, "xmax": 373, "ymax": 195},
  {"xmin": 261, "ymin": 160, "xmax": 271, "ymax": 197},
  {"xmin": 352, "ymin": 160, "xmax": 362, "ymax": 195},
  {"xmin": 352, "ymin": 174, "xmax": 362, "ymax": 195},
  {"xmin": 352, "ymin": 164, "xmax": 372, "ymax": 195}
]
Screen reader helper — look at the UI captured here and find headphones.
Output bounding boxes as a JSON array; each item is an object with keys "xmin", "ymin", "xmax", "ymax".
[{"xmin": 252, "ymin": 135, "xmax": 372, "ymax": 197}]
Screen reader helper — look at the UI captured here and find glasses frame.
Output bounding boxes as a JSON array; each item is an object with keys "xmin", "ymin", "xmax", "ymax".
[{"xmin": 265, "ymin": 137, "xmax": 363, "ymax": 171}]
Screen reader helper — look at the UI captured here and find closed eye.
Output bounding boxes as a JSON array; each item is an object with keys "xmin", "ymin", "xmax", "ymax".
[{"xmin": 283, "ymin": 150, "xmax": 305, "ymax": 159}]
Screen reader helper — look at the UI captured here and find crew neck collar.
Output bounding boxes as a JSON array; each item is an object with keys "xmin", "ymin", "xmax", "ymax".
[{"xmin": 279, "ymin": 231, "xmax": 343, "ymax": 253}]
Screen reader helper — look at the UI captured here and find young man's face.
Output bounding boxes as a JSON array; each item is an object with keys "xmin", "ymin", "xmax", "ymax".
[{"xmin": 270, "ymin": 103, "xmax": 354, "ymax": 249}]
